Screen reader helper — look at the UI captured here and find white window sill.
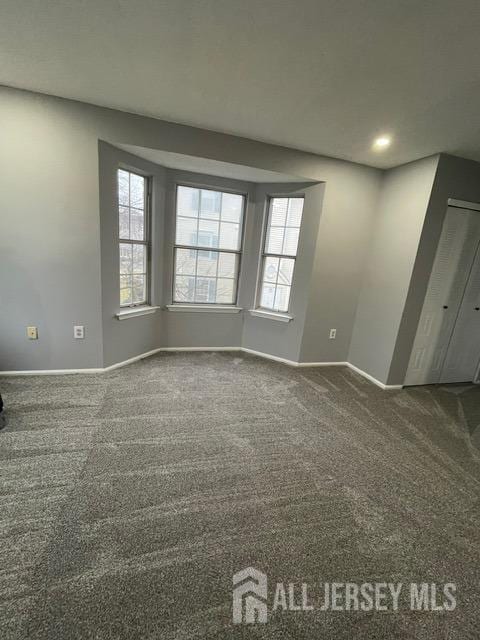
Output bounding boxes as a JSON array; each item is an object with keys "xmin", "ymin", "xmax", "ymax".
[
  {"xmin": 115, "ymin": 305, "xmax": 160, "ymax": 320},
  {"xmin": 166, "ymin": 304, "xmax": 242, "ymax": 314},
  {"xmin": 249, "ymin": 309, "xmax": 293, "ymax": 323}
]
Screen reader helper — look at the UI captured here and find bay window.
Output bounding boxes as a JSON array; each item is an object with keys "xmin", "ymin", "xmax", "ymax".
[
  {"xmin": 173, "ymin": 185, "xmax": 245, "ymax": 305},
  {"xmin": 258, "ymin": 196, "xmax": 304, "ymax": 313},
  {"xmin": 118, "ymin": 168, "xmax": 150, "ymax": 307}
]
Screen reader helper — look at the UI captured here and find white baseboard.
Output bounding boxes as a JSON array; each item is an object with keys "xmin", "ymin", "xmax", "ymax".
[
  {"xmin": 0, "ymin": 367, "xmax": 105, "ymax": 376},
  {"xmin": 104, "ymin": 346, "xmax": 241, "ymax": 372},
  {"xmin": 241, "ymin": 347, "xmax": 349, "ymax": 369},
  {"xmin": 240, "ymin": 347, "xmax": 299, "ymax": 367},
  {"xmin": 346, "ymin": 363, "xmax": 403, "ymax": 390},
  {"xmin": 103, "ymin": 348, "xmax": 166, "ymax": 372},
  {"xmin": 0, "ymin": 347, "xmax": 241, "ymax": 377},
  {"xmin": 104, "ymin": 347, "xmax": 241, "ymax": 371},
  {"xmin": 156, "ymin": 346, "xmax": 241, "ymax": 353},
  {"xmin": 0, "ymin": 346, "xmax": 402, "ymax": 390},
  {"xmin": 240, "ymin": 349, "xmax": 401, "ymax": 389},
  {"xmin": 297, "ymin": 361, "xmax": 350, "ymax": 368}
]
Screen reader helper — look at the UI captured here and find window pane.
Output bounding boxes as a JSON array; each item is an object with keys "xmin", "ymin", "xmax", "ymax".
[
  {"xmin": 120, "ymin": 274, "xmax": 132, "ymax": 290},
  {"xmin": 270, "ymin": 198, "xmax": 288, "ymax": 226},
  {"xmin": 174, "ymin": 275, "xmax": 195, "ymax": 302},
  {"xmin": 263, "ymin": 256, "xmax": 279, "ymax": 283},
  {"xmin": 119, "ymin": 206, "xmax": 130, "ymax": 239},
  {"xmin": 118, "ymin": 170, "xmax": 129, "ymax": 206},
  {"xmin": 177, "ymin": 253, "xmax": 238, "ymax": 304},
  {"xmin": 120, "ymin": 287, "xmax": 132, "ymax": 306},
  {"xmin": 130, "ymin": 209, "xmax": 145, "ymax": 241},
  {"xmin": 176, "ymin": 216, "xmax": 198, "ymax": 245},
  {"xmin": 120, "ymin": 274, "xmax": 132, "ymax": 306},
  {"xmin": 177, "ymin": 186, "xmax": 199, "ymax": 218},
  {"xmin": 283, "ymin": 227, "xmax": 300, "ymax": 256},
  {"xmin": 219, "ymin": 222, "xmax": 240, "ymax": 250},
  {"xmin": 258, "ymin": 197, "xmax": 303, "ymax": 311},
  {"xmin": 174, "ymin": 186, "xmax": 244, "ymax": 306},
  {"xmin": 221, "ymin": 193, "xmax": 243, "ymax": 223},
  {"xmin": 198, "ymin": 219, "xmax": 219, "ymax": 248},
  {"xmin": 200, "ymin": 190, "xmax": 221, "ymax": 220},
  {"xmin": 216, "ymin": 278, "xmax": 235, "ymax": 304},
  {"xmin": 132, "ymin": 275, "xmax": 146, "ymax": 304},
  {"xmin": 197, "ymin": 250, "xmax": 218, "ymax": 276},
  {"xmin": 287, "ymin": 198, "xmax": 303, "ymax": 227},
  {"xmin": 119, "ymin": 243, "xmax": 132, "ymax": 274},
  {"xmin": 266, "ymin": 226, "xmax": 284, "ymax": 254},
  {"xmin": 274, "ymin": 285, "xmax": 291, "ymax": 312},
  {"xmin": 130, "ymin": 173, "xmax": 145, "ymax": 209},
  {"xmin": 266, "ymin": 197, "xmax": 304, "ymax": 256},
  {"xmin": 260, "ymin": 284, "xmax": 275, "ymax": 309},
  {"xmin": 278, "ymin": 258, "xmax": 294, "ymax": 286},
  {"xmin": 195, "ymin": 277, "xmax": 216, "ymax": 303},
  {"xmin": 175, "ymin": 248, "xmax": 196, "ymax": 276},
  {"xmin": 218, "ymin": 252, "xmax": 236, "ymax": 278},
  {"xmin": 132, "ymin": 244, "xmax": 146, "ymax": 274},
  {"xmin": 118, "ymin": 169, "xmax": 150, "ymax": 307}
]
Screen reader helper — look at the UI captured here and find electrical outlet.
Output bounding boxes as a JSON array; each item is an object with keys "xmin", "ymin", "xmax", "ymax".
[
  {"xmin": 74, "ymin": 325, "xmax": 85, "ymax": 339},
  {"xmin": 27, "ymin": 326, "xmax": 38, "ymax": 340},
  {"xmin": 329, "ymin": 328, "xmax": 337, "ymax": 339}
]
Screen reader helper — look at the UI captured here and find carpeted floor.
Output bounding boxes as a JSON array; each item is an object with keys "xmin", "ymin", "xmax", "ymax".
[{"xmin": 1, "ymin": 351, "xmax": 480, "ymax": 639}]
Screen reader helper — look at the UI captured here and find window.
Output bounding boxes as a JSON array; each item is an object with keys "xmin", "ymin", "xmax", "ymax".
[
  {"xmin": 173, "ymin": 185, "xmax": 245, "ymax": 304},
  {"xmin": 258, "ymin": 197, "xmax": 304, "ymax": 313},
  {"xmin": 117, "ymin": 169, "xmax": 150, "ymax": 307}
]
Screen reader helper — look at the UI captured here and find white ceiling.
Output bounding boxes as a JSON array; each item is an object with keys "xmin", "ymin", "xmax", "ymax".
[
  {"xmin": 117, "ymin": 145, "xmax": 310, "ymax": 183},
  {"xmin": 2, "ymin": 0, "xmax": 480, "ymax": 169}
]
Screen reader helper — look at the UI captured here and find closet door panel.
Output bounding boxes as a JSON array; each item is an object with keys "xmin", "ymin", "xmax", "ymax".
[
  {"xmin": 441, "ymin": 242, "xmax": 480, "ymax": 383},
  {"xmin": 405, "ymin": 208, "xmax": 480, "ymax": 386}
]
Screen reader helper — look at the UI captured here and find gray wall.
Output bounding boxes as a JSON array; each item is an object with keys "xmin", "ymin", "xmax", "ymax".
[
  {"xmin": 388, "ymin": 154, "xmax": 480, "ymax": 384},
  {"xmin": 300, "ymin": 163, "xmax": 382, "ymax": 362},
  {"xmin": 348, "ymin": 155, "xmax": 439, "ymax": 384},
  {"xmin": 0, "ymin": 90, "xmax": 104, "ymax": 370},
  {"xmin": 0, "ymin": 85, "xmax": 383, "ymax": 371}
]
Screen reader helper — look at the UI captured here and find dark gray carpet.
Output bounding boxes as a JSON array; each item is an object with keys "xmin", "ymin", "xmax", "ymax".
[{"xmin": 1, "ymin": 351, "xmax": 479, "ymax": 639}]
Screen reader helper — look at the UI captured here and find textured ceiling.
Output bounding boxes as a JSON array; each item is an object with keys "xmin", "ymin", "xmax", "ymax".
[{"xmin": 1, "ymin": 0, "xmax": 480, "ymax": 169}]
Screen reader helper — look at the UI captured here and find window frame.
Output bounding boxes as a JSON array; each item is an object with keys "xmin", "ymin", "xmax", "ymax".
[
  {"xmin": 172, "ymin": 182, "xmax": 247, "ymax": 306},
  {"xmin": 256, "ymin": 195, "xmax": 305, "ymax": 314},
  {"xmin": 117, "ymin": 167, "xmax": 152, "ymax": 308}
]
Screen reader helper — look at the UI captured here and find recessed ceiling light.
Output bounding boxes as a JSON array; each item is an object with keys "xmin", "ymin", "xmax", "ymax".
[{"xmin": 373, "ymin": 135, "xmax": 392, "ymax": 150}]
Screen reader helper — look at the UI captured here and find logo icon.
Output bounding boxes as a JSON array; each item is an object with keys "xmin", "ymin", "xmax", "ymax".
[{"xmin": 232, "ymin": 567, "xmax": 268, "ymax": 624}]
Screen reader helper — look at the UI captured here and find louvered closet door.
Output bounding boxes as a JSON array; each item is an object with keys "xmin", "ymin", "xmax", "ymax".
[
  {"xmin": 440, "ymin": 239, "xmax": 480, "ymax": 383},
  {"xmin": 405, "ymin": 207, "xmax": 480, "ymax": 386}
]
